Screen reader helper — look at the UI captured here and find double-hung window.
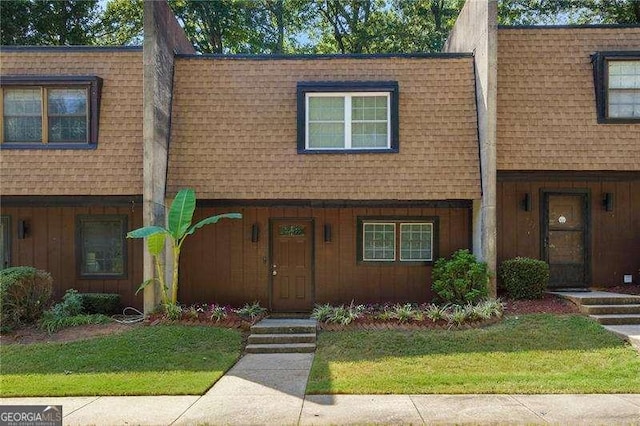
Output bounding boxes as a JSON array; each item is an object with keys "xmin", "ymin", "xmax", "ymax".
[
  {"xmin": 358, "ymin": 217, "xmax": 437, "ymax": 263},
  {"xmin": 0, "ymin": 76, "xmax": 101, "ymax": 148},
  {"xmin": 592, "ymin": 52, "xmax": 640, "ymax": 122},
  {"xmin": 297, "ymin": 81, "xmax": 399, "ymax": 153}
]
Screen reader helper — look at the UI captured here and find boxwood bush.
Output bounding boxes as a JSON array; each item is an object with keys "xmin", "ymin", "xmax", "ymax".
[
  {"xmin": 0, "ymin": 266, "xmax": 53, "ymax": 332},
  {"xmin": 499, "ymin": 257, "xmax": 550, "ymax": 300},
  {"xmin": 432, "ymin": 249, "xmax": 489, "ymax": 305},
  {"xmin": 79, "ymin": 293, "xmax": 121, "ymax": 315}
]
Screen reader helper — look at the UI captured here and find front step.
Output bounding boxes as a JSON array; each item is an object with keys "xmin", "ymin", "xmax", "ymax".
[
  {"xmin": 246, "ymin": 318, "xmax": 317, "ymax": 354},
  {"xmin": 580, "ymin": 304, "xmax": 640, "ymax": 315},
  {"xmin": 590, "ymin": 314, "xmax": 640, "ymax": 325},
  {"xmin": 248, "ymin": 333, "xmax": 316, "ymax": 345},
  {"xmin": 245, "ymin": 343, "xmax": 316, "ymax": 354}
]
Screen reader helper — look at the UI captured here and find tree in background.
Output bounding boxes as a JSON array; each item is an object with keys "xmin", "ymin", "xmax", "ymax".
[
  {"xmin": 0, "ymin": 0, "xmax": 100, "ymax": 45},
  {"xmin": 498, "ymin": 0, "xmax": 640, "ymax": 25}
]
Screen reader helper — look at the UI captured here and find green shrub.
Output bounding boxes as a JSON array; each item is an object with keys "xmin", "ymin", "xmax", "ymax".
[
  {"xmin": 50, "ymin": 289, "xmax": 84, "ymax": 317},
  {"xmin": 40, "ymin": 313, "xmax": 111, "ymax": 334},
  {"xmin": 0, "ymin": 266, "xmax": 53, "ymax": 331},
  {"xmin": 499, "ymin": 257, "xmax": 550, "ymax": 300},
  {"xmin": 234, "ymin": 301, "xmax": 267, "ymax": 319},
  {"xmin": 78, "ymin": 293, "xmax": 121, "ymax": 315},
  {"xmin": 431, "ymin": 249, "xmax": 489, "ymax": 305}
]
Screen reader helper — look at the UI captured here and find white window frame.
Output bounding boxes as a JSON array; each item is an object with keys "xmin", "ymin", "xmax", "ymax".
[
  {"xmin": 362, "ymin": 222, "xmax": 396, "ymax": 262},
  {"xmin": 305, "ymin": 91, "xmax": 391, "ymax": 150},
  {"xmin": 606, "ymin": 59, "xmax": 640, "ymax": 119},
  {"xmin": 399, "ymin": 222, "xmax": 433, "ymax": 262}
]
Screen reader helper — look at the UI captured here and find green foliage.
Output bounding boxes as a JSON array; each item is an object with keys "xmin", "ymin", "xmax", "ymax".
[
  {"xmin": 311, "ymin": 303, "xmax": 334, "ymax": 322},
  {"xmin": 432, "ymin": 249, "xmax": 490, "ymax": 305},
  {"xmin": 127, "ymin": 188, "xmax": 242, "ymax": 308},
  {"xmin": 0, "ymin": 0, "xmax": 101, "ymax": 45},
  {"xmin": 391, "ymin": 303, "xmax": 418, "ymax": 323},
  {"xmin": 499, "ymin": 257, "xmax": 550, "ymax": 300},
  {"xmin": 424, "ymin": 303, "xmax": 448, "ymax": 322},
  {"xmin": 313, "ymin": 301, "xmax": 365, "ymax": 325},
  {"xmin": 39, "ymin": 313, "xmax": 111, "ymax": 334},
  {"xmin": 234, "ymin": 301, "xmax": 267, "ymax": 319},
  {"xmin": 498, "ymin": 0, "xmax": 639, "ymax": 25},
  {"xmin": 209, "ymin": 304, "xmax": 228, "ymax": 322},
  {"xmin": 0, "ymin": 266, "xmax": 53, "ymax": 332},
  {"xmin": 78, "ymin": 293, "xmax": 121, "ymax": 315},
  {"xmin": 38, "ymin": 289, "xmax": 112, "ymax": 333},
  {"xmin": 163, "ymin": 303, "xmax": 183, "ymax": 321}
]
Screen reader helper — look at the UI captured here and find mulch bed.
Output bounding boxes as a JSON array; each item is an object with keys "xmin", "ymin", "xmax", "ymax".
[
  {"xmin": 502, "ymin": 293, "xmax": 580, "ymax": 315},
  {"xmin": 603, "ymin": 284, "xmax": 640, "ymax": 295}
]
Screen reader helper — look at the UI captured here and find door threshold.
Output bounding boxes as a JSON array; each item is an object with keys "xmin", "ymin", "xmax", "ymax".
[
  {"xmin": 552, "ymin": 288, "xmax": 591, "ymax": 292},
  {"xmin": 268, "ymin": 312, "xmax": 312, "ymax": 319}
]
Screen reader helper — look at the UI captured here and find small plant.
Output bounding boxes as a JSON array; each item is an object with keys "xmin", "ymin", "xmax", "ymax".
[
  {"xmin": 432, "ymin": 249, "xmax": 490, "ymax": 305},
  {"xmin": 40, "ymin": 313, "xmax": 111, "ymax": 334},
  {"xmin": 424, "ymin": 304, "xmax": 448, "ymax": 322},
  {"xmin": 311, "ymin": 303, "xmax": 334, "ymax": 322},
  {"xmin": 392, "ymin": 303, "xmax": 417, "ymax": 323},
  {"xmin": 474, "ymin": 299, "xmax": 504, "ymax": 319},
  {"xmin": 0, "ymin": 266, "xmax": 53, "ymax": 332},
  {"xmin": 209, "ymin": 304, "xmax": 228, "ymax": 322},
  {"xmin": 164, "ymin": 303, "xmax": 183, "ymax": 321},
  {"xmin": 235, "ymin": 301, "xmax": 267, "ymax": 319},
  {"xmin": 323, "ymin": 301, "xmax": 364, "ymax": 325},
  {"xmin": 499, "ymin": 257, "xmax": 550, "ymax": 300},
  {"xmin": 447, "ymin": 305, "xmax": 468, "ymax": 327},
  {"xmin": 184, "ymin": 306, "xmax": 199, "ymax": 320},
  {"xmin": 51, "ymin": 289, "xmax": 84, "ymax": 317}
]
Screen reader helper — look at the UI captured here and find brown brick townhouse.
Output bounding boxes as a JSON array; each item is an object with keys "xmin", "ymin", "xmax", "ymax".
[{"xmin": 1, "ymin": 1, "xmax": 638, "ymax": 312}]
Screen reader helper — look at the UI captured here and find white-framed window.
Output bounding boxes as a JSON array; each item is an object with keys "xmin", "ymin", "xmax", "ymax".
[
  {"xmin": 359, "ymin": 218, "xmax": 436, "ymax": 263},
  {"xmin": 297, "ymin": 81, "xmax": 399, "ymax": 153},
  {"xmin": 306, "ymin": 92, "xmax": 391, "ymax": 150},
  {"xmin": 400, "ymin": 223, "xmax": 433, "ymax": 261},
  {"xmin": 607, "ymin": 59, "xmax": 640, "ymax": 119},
  {"xmin": 362, "ymin": 222, "xmax": 396, "ymax": 261}
]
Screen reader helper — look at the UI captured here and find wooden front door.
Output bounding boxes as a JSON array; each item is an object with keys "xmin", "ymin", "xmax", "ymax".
[
  {"xmin": 543, "ymin": 192, "xmax": 589, "ymax": 288},
  {"xmin": 270, "ymin": 219, "xmax": 314, "ymax": 312}
]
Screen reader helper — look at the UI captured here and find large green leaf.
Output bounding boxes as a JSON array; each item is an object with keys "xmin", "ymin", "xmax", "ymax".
[
  {"xmin": 147, "ymin": 233, "xmax": 166, "ymax": 256},
  {"xmin": 126, "ymin": 226, "xmax": 167, "ymax": 239},
  {"xmin": 184, "ymin": 213, "xmax": 242, "ymax": 237},
  {"xmin": 168, "ymin": 188, "xmax": 196, "ymax": 240}
]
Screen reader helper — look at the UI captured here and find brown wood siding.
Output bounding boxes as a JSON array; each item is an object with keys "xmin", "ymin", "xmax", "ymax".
[
  {"xmin": 179, "ymin": 206, "xmax": 471, "ymax": 307},
  {"xmin": 497, "ymin": 176, "xmax": 640, "ymax": 287},
  {"xmin": 1, "ymin": 205, "xmax": 143, "ymax": 308}
]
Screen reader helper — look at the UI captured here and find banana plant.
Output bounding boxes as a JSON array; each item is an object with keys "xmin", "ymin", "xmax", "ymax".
[{"xmin": 127, "ymin": 188, "xmax": 241, "ymax": 307}]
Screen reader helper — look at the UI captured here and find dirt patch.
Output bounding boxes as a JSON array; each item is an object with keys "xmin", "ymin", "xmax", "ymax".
[
  {"xmin": 0, "ymin": 322, "xmax": 140, "ymax": 345},
  {"xmin": 502, "ymin": 293, "xmax": 580, "ymax": 315}
]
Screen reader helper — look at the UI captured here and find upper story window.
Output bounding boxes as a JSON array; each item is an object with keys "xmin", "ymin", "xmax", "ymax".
[
  {"xmin": 297, "ymin": 81, "xmax": 399, "ymax": 153},
  {"xmin": 592, "ymin": 52, "xmax": 640, "ymax": 123},
  {"xmin": 0, "ymin": 76, "xmax": 101, "ymax": 149}
]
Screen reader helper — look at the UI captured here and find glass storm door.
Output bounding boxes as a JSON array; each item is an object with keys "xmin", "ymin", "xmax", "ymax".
[
  {"xmin": 270, "ymin": 219, "xmax": 314, "ymax": 312},
  {"xmin": 543, "ymin": 193, "xmax": 589, "ymax": 288}
]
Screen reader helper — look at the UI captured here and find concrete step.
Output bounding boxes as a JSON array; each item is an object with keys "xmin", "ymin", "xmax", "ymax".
[
  {"xmin": 248, "ymin": 333, "xmax": 316, "ymax": 345},
  {"xmin": 580, "ymin": 304, "xmax": 640, "ymax": 315},
  {"xmin": 590, "ymin": 314, "xmax": 640, "ymax": 325},
  {"xmin": 250, "ymin": 318, "xmax": 317, "ymax": 335},
  {"xmin": 245, "ymin": 343, "xmax": 316, "ymax": 354}
]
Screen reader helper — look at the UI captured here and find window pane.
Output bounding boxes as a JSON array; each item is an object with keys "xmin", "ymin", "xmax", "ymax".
[
  {"xmin": 308, "ymin": 96, "xmax": 344, "ymax": 120},
  {"xmin": 49, "ymin": 116, "xmax": 87, "ymax": 142},
  {"xmin": 400, "ymin": 223, "xmax": 433, "ymax": 261},
  {"xmin": 308, "ymin": 122, "xmax": 344, "ymax": 148},
  {"xmin": 4, "ymin": 117, "xmax": 42, "ymax": 142},
  {"xmin": 3, "ymin": 89, "xmax": 42, "ymax": 143},
  {"xmin": 363, "ymin": 223, "xmax": 395, "ymax": 261},
  {"xmin": 609, "ymin": 89, "xmax": 640, "ymax": 118},
  {"xmin": 352, "ymin": 122, "xmax": 388, "ymax": 148},
  {"xmin": 48, "ymin": 88, "xmax": 87, "ymax": 115},
  {"xmin": 609, "ymin": 61, "xmax": 640, "ymax": 89},
  {"xmin": 352, "ymin": 95, "xmax": 387, "ymax": 121},
  {"xmin": 3, "ymin": 89, "xmax": 41, "ymax": 115},
  {"xmin": 80, "ymin": 218, "xmax": 125, "ymax": 276}
]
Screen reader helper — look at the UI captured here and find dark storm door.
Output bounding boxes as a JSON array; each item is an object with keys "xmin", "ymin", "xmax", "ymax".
[
  {"xmin": 270, "ymin": 219, "xmax": 314, "ymax": 312},
  {"xmin": 542, "ymin": 192, "xmax": 589, "ymax": 288}
]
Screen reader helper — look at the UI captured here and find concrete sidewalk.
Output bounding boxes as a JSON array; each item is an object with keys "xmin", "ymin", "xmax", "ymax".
[{"xmin": 2, "ymin": 353, "xmax": 639, "ymax": 425}]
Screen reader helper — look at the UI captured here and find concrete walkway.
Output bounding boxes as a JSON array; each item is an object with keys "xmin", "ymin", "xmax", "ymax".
[{"xmin": 2, "ymin": 352, "xmax": 639, "ymax": 425}]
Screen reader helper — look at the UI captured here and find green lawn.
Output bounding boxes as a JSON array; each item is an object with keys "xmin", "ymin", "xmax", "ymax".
[
  {"xmin": 1, "ymin": 325, "xmax": 243, "ymax": 397},
  {"xmin": 308, "ymin": 314, "xmax": 640, "ymax": 394}
]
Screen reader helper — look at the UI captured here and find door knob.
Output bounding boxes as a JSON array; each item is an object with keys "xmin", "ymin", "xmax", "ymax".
[{"xmin": 272, "ymin": 270, "xmax": 277, "ymax": 276}]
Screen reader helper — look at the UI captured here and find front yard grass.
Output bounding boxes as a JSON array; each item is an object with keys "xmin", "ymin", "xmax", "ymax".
[
  {"xmin": 308, "ymin": 314, "xmax": 640, "ymax": 394},
  {"xmin": 1, "ymin": 325, "xmax": 243, "ymax": 397}
]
